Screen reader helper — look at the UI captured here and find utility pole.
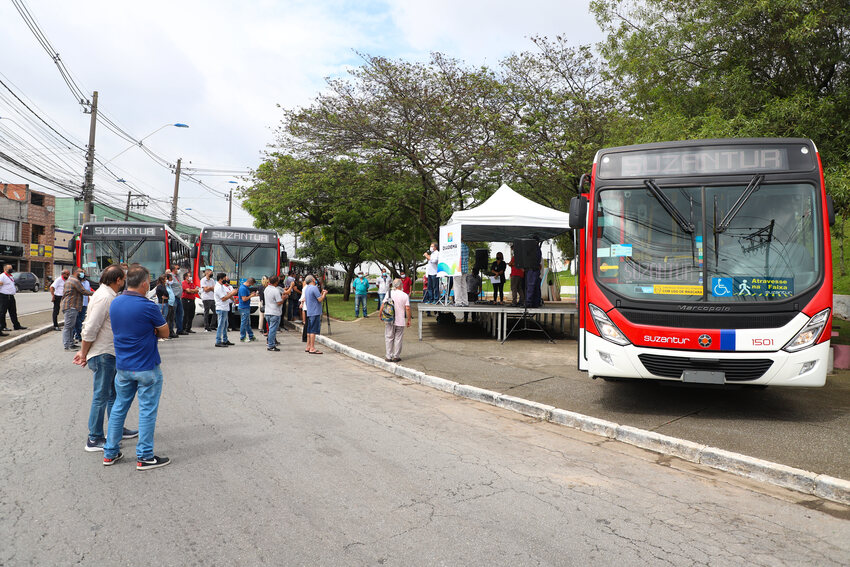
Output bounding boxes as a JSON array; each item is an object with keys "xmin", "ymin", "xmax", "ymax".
[
  {"xmin": 227, "ymin": 188, "xmax": 233, "ymax": 227},
  {"xmin": 81, "ymin": 91, "xmax": 98, "ymax": 224},
  {"xmin": 170, "ymin": 157, "xmax": 181, "ymax": 229},
  {"xmin": 125, "ymin": 191, "xmax": 132, "ymax": 220}
]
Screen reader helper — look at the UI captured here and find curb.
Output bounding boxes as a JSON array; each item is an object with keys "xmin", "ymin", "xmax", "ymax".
[
  {"xmin": 0, "ymin": 322, "xmax": 59, "ymax": 354},
  {"xmin": 313, "ymin": 332, "xmax": 850, "ymax": 506}
]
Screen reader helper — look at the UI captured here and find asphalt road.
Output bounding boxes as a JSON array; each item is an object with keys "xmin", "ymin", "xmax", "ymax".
[
  {"xmin": 1, "ymin": 331, "xmax": 849, "ymax": 566},
  {"xmin": 7, "ymin": 288, "xmax": 52, "ymax": 316},
  {"xmin": 328, "ymin": 315, "xmax": 850, "ymax": 479}
]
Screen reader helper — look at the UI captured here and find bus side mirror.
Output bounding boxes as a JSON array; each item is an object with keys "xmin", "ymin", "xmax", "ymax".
[
  {"xmin": 569, "ymin": 196, "xmax": 588, "ymax": 229},
  {"xmin": 189, "ymin": 246, "xmax": 197, "ymax": 259},
  {"xmin": 827, "ymin": 195, "xmax": 836, "ymax": 226},
  {"xmin": 67, "ymin": 236, "xmax": 76, "ymax": 253},
  {"xmin": 169, "ymin": 238, "xmax": 179, "ymax": 252},
  {"xmin": 280, "ymin": 250, "xmax": 288, "ymax": 266}
]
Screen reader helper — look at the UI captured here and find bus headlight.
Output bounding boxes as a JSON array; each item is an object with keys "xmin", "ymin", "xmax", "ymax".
[
  {"xmin": 783, "ymin": 308, "xmax": 830, "ymax": 353},
  {"xmin": 589, "ymin": 304, "xmax": 631, "ymax": 346}
]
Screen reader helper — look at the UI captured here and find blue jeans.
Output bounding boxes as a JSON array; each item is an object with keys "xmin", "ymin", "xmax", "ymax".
[
  {"xmin": 354, "ymin": 294, "xmax": 367, "ymax": 316},
  {"xmin": 104, "ymin": 366, "xmax": 164, "ymax": 460},
  {"xmin": 173, "ymin": 298, "xmax": 184, "ymax": 332},
  {"xmin": 266, "ymin": 314, "xmax": 280, "ymax": 348},
  {"xmin": 159, "ymin": 303, "xmax": 168, "ymax": 319},
  {"xmin": 427, "ymin": 275, "xmax": 439, "ymax": 302},
  {"xmin": 216, "ymin": 309, "xmax": 229, "ymax": 344},
  {"xmin": 239, "ymin": 307, "xmax": 254, "ymax": 339},
  {"xmin": 87, "ymin": 353, "xmax": 116, "ymax": 440},
  {"xmin": 74, "ymin": 305, "xmax": 87, "ymax": 340},
  {"xmin": 377, "ymin": 293, "xmax": 385, "ymax": 307}
]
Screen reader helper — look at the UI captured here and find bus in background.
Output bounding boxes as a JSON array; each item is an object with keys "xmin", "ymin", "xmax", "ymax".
[
  {"xmin": 569, "ymin": 138, "xmax": 834, "ymax": 387},
  {"xmin": 190, "ymin": 226, "xmax": 285, "ymax": 324},
  {"xmin": 71, "ymin": 222, "xmax": 190, "ymax": 288}
]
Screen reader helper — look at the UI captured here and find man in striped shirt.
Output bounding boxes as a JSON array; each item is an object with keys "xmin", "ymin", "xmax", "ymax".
[{"xmin": 61, "ymin": 269, "xmax": 93, "ymax": 351}]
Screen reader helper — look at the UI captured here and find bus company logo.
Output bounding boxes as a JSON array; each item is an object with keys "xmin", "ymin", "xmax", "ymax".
[
  {"xmin": 698, "ymin": 334, "xmax": 712, "ymax": 348},
  {"xmin": 644, "ymin": 335, "xmax": 689, "ymax": 345},
  {"xmin": 92, "ymin": 226, "xmax": 156, "ymax": 236},
  {"xmin": 447, "ymin": 232, "xmax": 453, "ymax": 243}
]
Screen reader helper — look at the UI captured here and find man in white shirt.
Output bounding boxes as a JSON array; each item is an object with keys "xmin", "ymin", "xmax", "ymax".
[
  {"xmin": 423, "ymin": 242, "xmax": 439, "ymax": 303},
  {"xmin": 375, "ymin": 270, "xmax": 390, "ymax": 306},
  {"xmin": 213, "ymin": 272, "xmax": 237, "ymax": 347},
  {"xmin": 72, "ymin": 265, "xmax": 138, "ymax": 451},
  {"xmin": 263, "ymin": 275, "xmax": 289, "ymax": 351},
  {"xmin": 199, "ymin": 269, "xmax": 216, "ymax": 332},
  {"xmin": 0, "ymin": 264, "xmax": 25, "ymax": 334},
  {"xmin": 50, "ymin": 269, "xmax": 70, "ymax": 331}
]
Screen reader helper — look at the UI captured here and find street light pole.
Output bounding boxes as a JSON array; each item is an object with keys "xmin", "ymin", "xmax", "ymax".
[
  {"xmin": 170, "ymin": 158, "xmax": 182, "ymax": 230},
  {"xmin": 97, "ymin": 122, "xmax": 188, "ymax": 170},
  {"xmin": 227, "ymin": 188, "xmax": 232, "ymax": 227}
]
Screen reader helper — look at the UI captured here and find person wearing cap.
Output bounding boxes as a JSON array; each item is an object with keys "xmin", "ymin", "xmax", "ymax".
[{"xmin": 351, "ymin": 271, "xmax": 370, "ymax": 318}]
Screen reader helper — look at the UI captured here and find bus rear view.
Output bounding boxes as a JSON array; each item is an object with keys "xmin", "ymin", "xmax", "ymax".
[{"xmin": 571, "ymin": 139, "xmax": 835, "ymax": 387}]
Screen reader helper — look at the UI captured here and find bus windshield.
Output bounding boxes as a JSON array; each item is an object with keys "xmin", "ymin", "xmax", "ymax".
[
  {"xmin": 594, "ymin": 182, "xmax": 820, "ymax": 302},
  {"xmin": 200, "ymin": 243, "xmax": 278, "ymax": 284},
  {"xmin": 81, "ymin": 239, "xmax": 166, "ymax": 283}
]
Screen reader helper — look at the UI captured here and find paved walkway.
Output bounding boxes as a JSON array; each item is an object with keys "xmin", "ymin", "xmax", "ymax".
[{"xmin": 321, "ymin": 311, "xmax": 850, "ymax": 480}]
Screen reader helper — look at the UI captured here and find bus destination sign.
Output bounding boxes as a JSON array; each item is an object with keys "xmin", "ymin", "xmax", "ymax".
[
  {"xmin": 84, "ymin": 225, "xmax": 163, "ymax": 237},
  {"xmin": 207, "ymin": 230, "xmax": 274, "ymax": 244},
  {"xmin": 597, "ymin": 146, "xmax": 814, "ymax": 179}
]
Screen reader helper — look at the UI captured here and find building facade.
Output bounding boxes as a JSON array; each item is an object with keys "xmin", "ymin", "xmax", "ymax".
[{"xmin": 0, "ymin": 184, "xmax": 55, "ymax": 281}]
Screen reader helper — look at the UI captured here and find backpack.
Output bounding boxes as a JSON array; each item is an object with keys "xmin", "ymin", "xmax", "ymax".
[{"xmin": 380, "ymin": 290, "xmax": 395, "ymax": 322}]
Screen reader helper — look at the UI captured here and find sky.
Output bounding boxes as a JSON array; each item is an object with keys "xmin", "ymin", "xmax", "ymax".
[{"xmin": 0, "ymin": 0, "xmax": 603, "ymax": 240}]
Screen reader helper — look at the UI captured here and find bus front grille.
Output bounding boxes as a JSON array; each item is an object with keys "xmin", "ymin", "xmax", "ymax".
[
  {"xmin": 618, "ymin": 309, "xmax": 796, "ymax": 330},
  {"xmin": 637, "ymin": 354, "xmax": 774, "ymax": 381}
]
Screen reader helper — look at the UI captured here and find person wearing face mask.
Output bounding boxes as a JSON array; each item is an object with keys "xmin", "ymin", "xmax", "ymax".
[
  {"xmin": 73, "ymin": 270, "xmax": 93, "ymax": 342},
  {"xmin": 375, "ymin": 270, "xmax": 390, "ymax": 307},
  {"xmin": 400, "ymin": 271, "xmax": 412, "ymax": 296},
  {"xmin": 351, "ymin": 271, "xmax": 370, "ymax": 318},
  {"xmin": 50, "ymin": 269, "xmax": 70, "ymax": 331},
  {"xmin": 423, "ymin": 242, "xmax": 439, "ymax": 303},
  {"xmin": 61, "ymin": 269, "xmax": 93, "ymax": 351},
  {"xmin": 0, "ymin": 264, "xmax": 25, "ymax": 334}
]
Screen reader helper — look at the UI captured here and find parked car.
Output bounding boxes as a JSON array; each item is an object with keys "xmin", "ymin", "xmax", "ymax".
[{"xmin": 11, "ymin": 272, "xmax": 40, "ymax": 292}]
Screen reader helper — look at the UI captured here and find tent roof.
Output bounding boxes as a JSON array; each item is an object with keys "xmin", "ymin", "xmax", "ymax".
[{"xmin": 447, "ymin": 184, "xmax": 572, "ymax": 241}]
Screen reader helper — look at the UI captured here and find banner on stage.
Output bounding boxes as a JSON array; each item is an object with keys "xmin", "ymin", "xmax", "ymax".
[{"xmin": 438, "ymin": 223, "xmax": 462, "ymax": 276}]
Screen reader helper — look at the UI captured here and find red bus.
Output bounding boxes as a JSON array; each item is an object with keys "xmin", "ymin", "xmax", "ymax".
[
  {"xmin": 569, "ymin": 138, "xmax": 834, "ymax": 387},
  {"xmin": 189, "ymin": 226, "xmax": 285, "ymax": 319},
  {"xmin": 71, "ymin": 222, "xmax": 190, "ymax": 287}
]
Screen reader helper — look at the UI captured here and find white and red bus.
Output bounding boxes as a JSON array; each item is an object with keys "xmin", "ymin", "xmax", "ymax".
[
  {"xmin": 71, "ymin": 222, "xmax": 190, "ymax": 287},
  {"xmin": 189, "ymin": 226, "xmax": 285, "ymax": 318},
  {"xmin": 569, "ymin": 138, "xmax": 835, "ymax": 387}
]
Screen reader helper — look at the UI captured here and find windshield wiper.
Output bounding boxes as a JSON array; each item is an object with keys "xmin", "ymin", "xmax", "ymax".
[
  {"xmin": 644, "ymin": 180, "xmax": 695, "ymax": 234},
  {"xmin": 126, "ymin": 238, "xmax": 148, "ymax": 261},
  {"xmin": 240, "ymin": 244, "xmax": 261, "ymax": 264},
  {"xmin": 715, "ymin": 175, "xmax": 764, "ymax": 234}
]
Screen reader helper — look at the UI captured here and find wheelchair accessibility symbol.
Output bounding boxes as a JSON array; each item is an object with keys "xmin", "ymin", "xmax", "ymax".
[{"xmin": 712, "ymin": 277, "xmax": 733, "ymax": 297}]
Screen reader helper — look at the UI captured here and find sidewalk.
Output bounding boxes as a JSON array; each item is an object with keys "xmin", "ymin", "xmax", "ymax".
[{"xmin": 319, "ymin": 311, "xmax": 850, "ymax": 482}]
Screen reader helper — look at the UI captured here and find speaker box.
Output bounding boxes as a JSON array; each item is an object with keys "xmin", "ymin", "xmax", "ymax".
[
  {"xmin": 474, "ymin": 248, "xmax": 489, "ymax": 270},
  {"xmin": 513, "ymin": 239, "xmax": 539, "ymax": 270}
]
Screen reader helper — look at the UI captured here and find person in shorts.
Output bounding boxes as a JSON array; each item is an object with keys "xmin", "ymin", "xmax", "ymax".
[{"xmin": 302, "ymin": 275, "xmax": 327, "ymax": 354}]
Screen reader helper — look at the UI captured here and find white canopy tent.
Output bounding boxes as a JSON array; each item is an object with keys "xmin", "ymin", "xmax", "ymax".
[{"xmin": 446, "ymin": 184, "xmax": 573, "ymax": 242}]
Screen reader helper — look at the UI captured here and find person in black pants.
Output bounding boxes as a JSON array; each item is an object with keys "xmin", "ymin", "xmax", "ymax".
[
  {"xmin": 50, "ymin": 269, "xmax": 70, "ymax": 331},
  {"xmin": 490, "ymin": 252, "xmax": 507, "ymax": 304}
]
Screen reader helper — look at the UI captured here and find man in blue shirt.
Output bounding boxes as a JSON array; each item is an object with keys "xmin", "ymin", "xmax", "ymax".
[
  {"xmin": 351, "ymin": 271, "xmax": 370, "ymax": 318},
  {"xmin": 102, "ymin": 265, "xmax": 171, "ymax": 471},
  {"xmin": 238, "ymin": 277, "xmax": 258, "ymax": 342},
  {"xmin": 303, "ymin": 275, "xmax": 328, "ymax": 354}
]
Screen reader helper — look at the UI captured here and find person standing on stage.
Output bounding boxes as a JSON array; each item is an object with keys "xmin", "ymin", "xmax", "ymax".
[
  {"xmin": 424, "ymin": 242, "xmax": 439, "ymax": 303},
  {"xmin": 509, "ymin": 246, "xmax": 526, "ymax": 307},
  {"xmin": 490, "ymin": 252, "xmax": 507, "ymax": 304},
  {"xmin": 382, "ymin": 278, "xmax": 411, "ymax": 362},
  {"xmin": 525, "ymin": 243, "xmax": 543, "ymax": 308},
  {"xmin": 453, "ymin": 243, "xmax": 469, "ymax": 307},
  {"xmin": 0, "ymin": 264, "xmax": 25, "ymax": 334},
  {"xmin": 50, "ymin": 269, "xmax": 70, "ymax": 331},
  {"xmin": 199, "ymin": 269, "xmax": 216, "ymax": 332},
  {"xmin": 181, "ymin": 272, "xmax": 198, "ymax": 333}
]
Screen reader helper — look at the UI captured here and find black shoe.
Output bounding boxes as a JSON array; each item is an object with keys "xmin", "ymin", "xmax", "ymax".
[
  {"xmin": 186, "ymin": 329, "xmax": 196, "ymax": 334},
  {"xmin": 178, "ymin": 331, "xmax": 188, "ymax": 335},
  {"xmin": 103, "ymin": 452, "xmax": 123, "ymax": 466},
  {"xmin": 225, "ymin": 341, "xmax": 235, "ymax": 346},
  {"xmin": 215, "ymin": 343, "xmax": 228, "ymax": 347},
  {"xmin": 1, "ymin": 327, "xmax": 9, "ymax": 331},
  {"xmin": 122, "ymin": 427, "xmax": 139, "ymax": 439},
  {"xmin": 53, "ymin": 326, "xmax": 60, "ymax": 331},
  {"xmin": 65, "ymin": 345, "xmax": 80, "ymax": 351},
  {"xmin": 0, "ymin": 332, "xmax": 7, "ymax": 337},
  {"xmin": 85, "ymin": 437, "xmax": 106, "ymax": 452},
  {"xmin": 267, "ymin": 347, "xmax": 280, "ymax": 351},
  {"xmin": 393, "ymin": 357, "xmax": 401, "ymax": 362},
  {"xmin": 13, "ymin": 326, "xmax": 26, "ymax": 331},
  {"xmin": 137, "ymin": 455, "xmax": 170, "ymax": 471}
]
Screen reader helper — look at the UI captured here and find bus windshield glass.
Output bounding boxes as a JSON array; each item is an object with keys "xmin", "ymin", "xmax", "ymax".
[
  {"xmin": 200, "ymin": 243, "xmax": 277, "ymax": 284},
  {"xmin": 81, "ymin": 239, "xmax": 166, "ymax": 283},
  {"xmin": 594, "ymin": 182, "xmax": 820, "ymax": 302}
]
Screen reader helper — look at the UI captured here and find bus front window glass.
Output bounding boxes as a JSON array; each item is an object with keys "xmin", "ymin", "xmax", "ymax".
[
  {"xmin": 203, "ymin": 244, "xmax": 239, "ymax": 282},
  {"xmin": 595, "ymin": 187, "xmax": 704, "ymax": 301},
  {"xmin": 82, "ymin": 241, "xmax": 119, "ymax": 284},
  {"xmin": 706, "ymin": 183, "xmax": 819, "ymax": 302},
  {"xmin": 126, "ymin": 240, "xmax": 166, "ymax": 281},
  {"xmin": 240, "ymin": 246, "xmax": 277, "ymax": 282}
]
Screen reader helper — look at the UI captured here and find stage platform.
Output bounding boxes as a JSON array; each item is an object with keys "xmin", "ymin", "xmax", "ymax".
[{"xmin": 416, "ymin": 301, "xmax": 578, "ymax": 342}]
